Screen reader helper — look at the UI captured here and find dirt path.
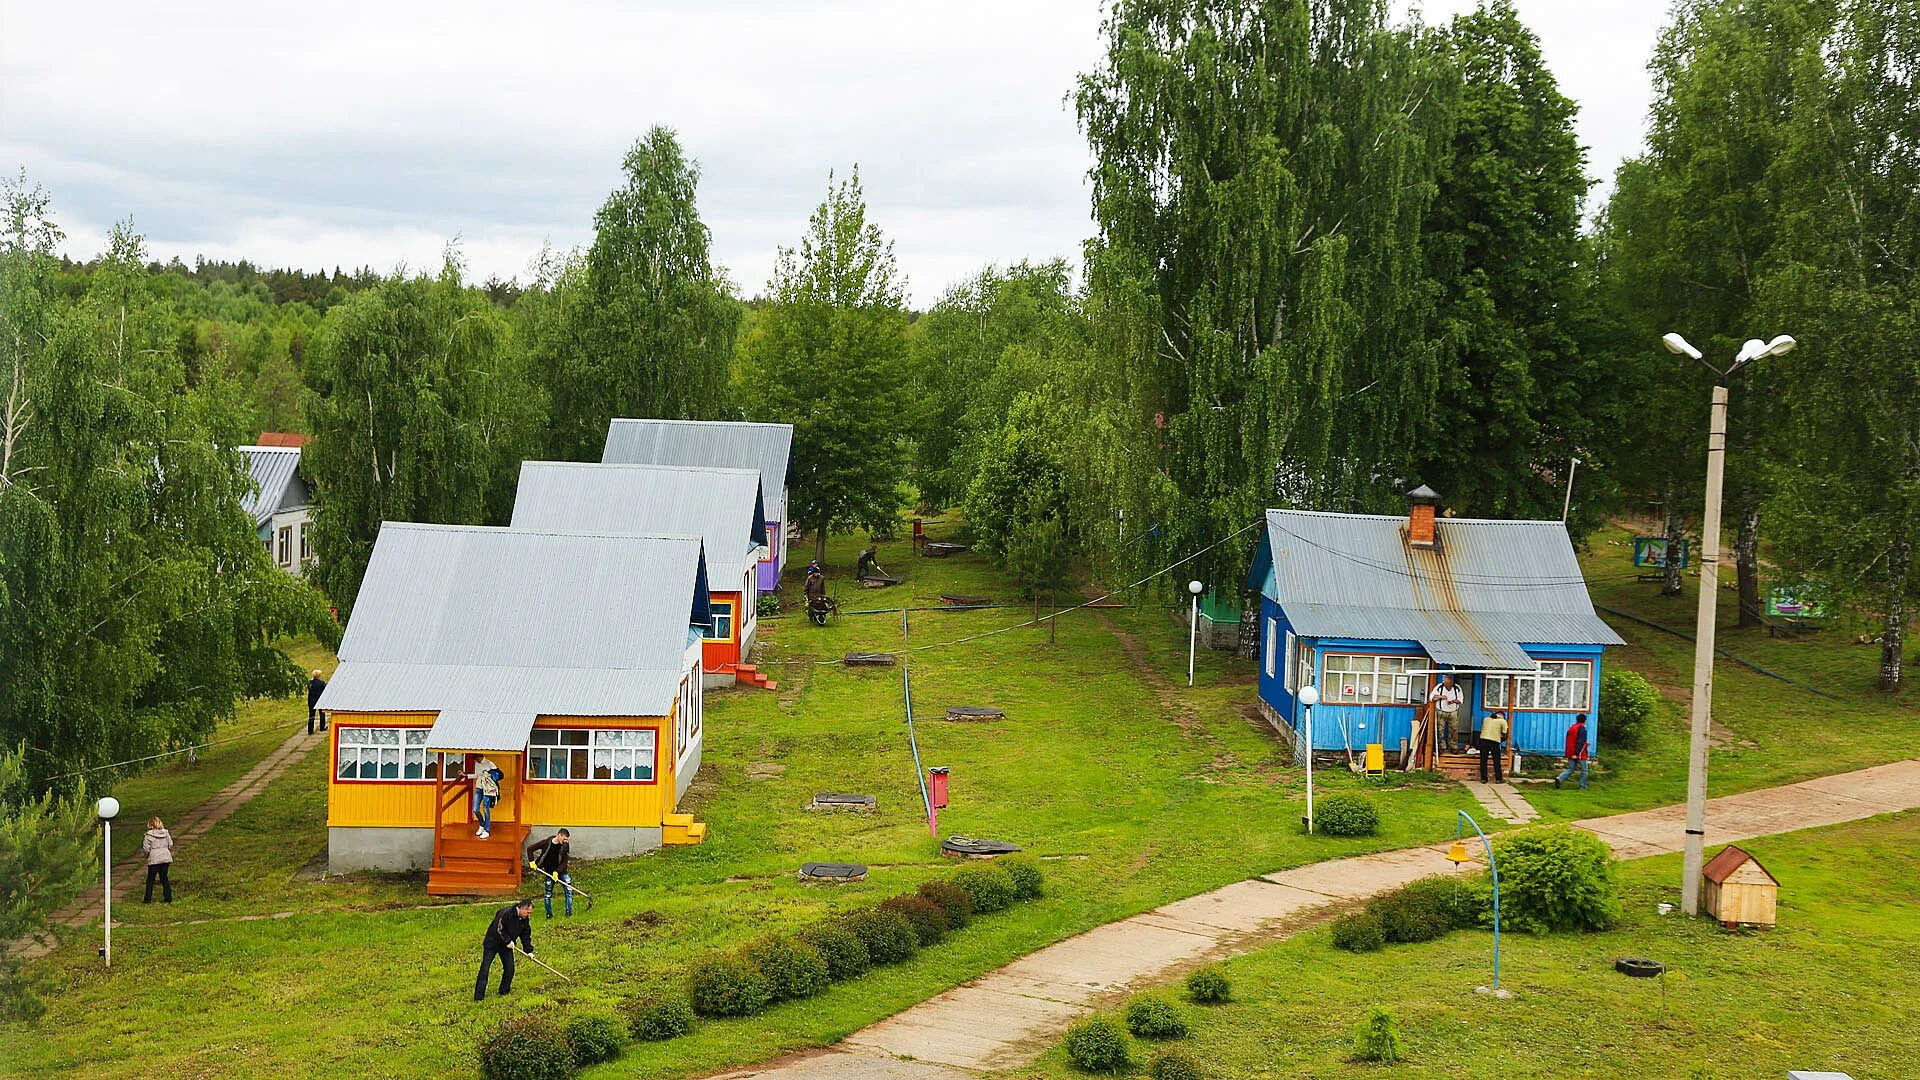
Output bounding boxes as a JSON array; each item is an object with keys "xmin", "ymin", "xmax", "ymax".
[{"xmin": 712, "ymin": 758, "xmax": 1920, "ymax": 1079}]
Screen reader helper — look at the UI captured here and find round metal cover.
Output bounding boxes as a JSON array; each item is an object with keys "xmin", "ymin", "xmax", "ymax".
[
  {"xmin": 1614, "ymin": 957, "xmax": 1666, "ymax": 978},
  {"xmin": 940, "ymin": 837, "xmax": 1023, "ymax": 857},
  {"xmin": 799, "ymin": 862, "xmax": 868, "ymax": 881}
]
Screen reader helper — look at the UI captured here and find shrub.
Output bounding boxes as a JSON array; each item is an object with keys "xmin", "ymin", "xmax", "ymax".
[
  {"xmin": 688, "ymin": 954, "xmax": 773, "ymax": 1017},
  {"xmin": 1369, "ymin": 885, "xmax": 1451, "ymax": 945},
  {"xmin": 917, "ymin": 879, "xmax": 974, "ymax": 929},
  {"xmin": 1313, "ymin": 793, "xmax": 1379, "ymax": 837},
  {"xmin": 951, "ymin": 863, "xmax": 1018, "ymax": 914},
  {"xmin": 745, "ymin": 934, "xmax": 830, "ymax": 1001},
  {"xmin": 478, "ymin": 1014, "xmax": 573, "ymax": 1080},
  {"xmin": 842, "ymin": 908, "xmax": 918, "ymax": 965},
  {"xmin": 1330, "ymin": 912, "xmax": 1385, "ymax": 953},
  {"xmin": 1184, "ymin": 965, "xmax": 1231, "ymax": 1004},
  {"xmin": 1123, "ymin": 996, "xmax": 1189, "ymax": 1040},
  {"xmin": 1150, "ymin": 1050, "xmax": 1205, "ymax": 1080},
  {"xmin": 799, "ymin": 921, "xmax": 872, "ymax": 981},
  {"xmin": 999, "ymin": 855, "xmax": 1045, "ymax": 901},
  {"xmin": 878, "ymin": 894, "xmax": 951, "ymax": 946},
  {"xmin": 627, "ymin": 996, "xmax": 694, "ymax": 1041},
  {"xmin": 756, "ymin": 593, "xmax": 781, "ymax": 618},
  {"xmin": 1062, "ymin": 1016, "xmax": 1132, "ymax": 1073},
  {"xmin": 1491, "ymin": 825, "xmax": 1621, "ymax": 933},
  {"xmin": 563, "ymin": 1013, "xmax": 625, "ymax": 1067},
  {"xmin": 1396, "ymin": 874, "xmax": 1483, "ymax": 932},
  {"xmin": 1600, "ymin": 668, "xmax": 1660, "ymax": 749},
  {"xmin": 1350, "ymin": 1005, "xmax": 1405, "ymax": 1063}
]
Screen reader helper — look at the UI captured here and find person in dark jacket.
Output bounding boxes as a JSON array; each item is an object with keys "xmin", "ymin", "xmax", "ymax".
[
  {"xmin": 1555, "ymin": 713, "xmax": 1592, "ymax": 790},
  {"xmin": 527, "ymin": 829, "xmax": 573, "ymax": 918},
  {"xmin": 307, "ymin": 670, "xmax": 328, "ymax": 735},
  {"xmin": 474, "ymin": 897, "xmax": 535, "ymax": 1000}
]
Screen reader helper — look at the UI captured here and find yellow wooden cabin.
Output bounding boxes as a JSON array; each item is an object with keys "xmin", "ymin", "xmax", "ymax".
[
  {"xmin": 318, "ymin": 523, "xmax": 713, "ymax": 894},
  {"xmin": 1702, "ymin": 844, "xmax": 1779, "ymax": 928}
]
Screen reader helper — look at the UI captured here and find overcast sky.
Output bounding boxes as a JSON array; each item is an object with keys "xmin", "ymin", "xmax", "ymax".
[{"xmin": 2, "ymin": 1, "xmax": 1671, "ymax": 307}]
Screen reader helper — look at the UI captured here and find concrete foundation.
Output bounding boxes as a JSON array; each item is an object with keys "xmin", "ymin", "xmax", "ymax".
[
  {"xmin": 524, "ymin": 824, "xmax": 661, "ymax": 860},
  {"xmin": 329, "ymin": 826, "xmax": 434, "ymax": 874}
]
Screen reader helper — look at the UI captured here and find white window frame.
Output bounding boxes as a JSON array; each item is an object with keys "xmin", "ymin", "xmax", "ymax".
[
  {"xmin": 336, "ymin": 727, "xmax": 439, "ymax": 781},
  {"xmin": 1485, "ymin": 660, "xmax": 1592, "ymax": 712},
  {"xmin": 711, "ymin": 600, "xmax": 734, "ymax": 641},
  {"xmin": 527, "ymin": 728, "xmax": 590, "ymax": 780},
  {"xmin": 299, "ymin": 520, "xmax": 313, "ymax": 562},
  {"xmin": 1283, "ymin": 631, "xmax": 1298, "ymax": 692},
  {"xmin": 1264, "ymin": 619, "xmax": 1278, "ymax": 678},
  {"xmin": 526, "ymin": 728, "xmax": 657, "ymax": 782},
  {"xmin": 1322, "ymin": 653, "xmax": 1431, "ymax": 705},
  {"xmin": 277, "ymin": 525, "xmax": 293, "ymax": 566}
]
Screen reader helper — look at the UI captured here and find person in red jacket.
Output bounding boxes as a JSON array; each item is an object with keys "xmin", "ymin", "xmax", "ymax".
[{"xmin": 1555, "ymin": 713, "xmax": 1591, "ymax": 789}]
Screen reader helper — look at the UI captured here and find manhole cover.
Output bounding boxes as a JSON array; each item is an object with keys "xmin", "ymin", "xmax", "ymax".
[
  {"xmin": 1615, "ymin": 957, "xmax": 1666, "ymax": 978},
  {"xmin": 799, "ymin": 862, "xmax": 868, "ymax": 882},
  {"xmin": 941, "ymin": 837, "xmax": 1023, "ymax": 858},
  {"xmin": 808, "ymin": 793, "xmax": 877, "ymax": 812},
  {"xmin": 945, "ymin": 706, "xmax": 1005, "ymax": 722},
  {"xmin": 844, "ymin": 653, "xmax": 897, "ymax": 666}
]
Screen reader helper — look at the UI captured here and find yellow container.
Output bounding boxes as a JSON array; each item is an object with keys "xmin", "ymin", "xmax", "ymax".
[{"xmin": 1364, "ymin": 743, "xmax": 1386, "ymax": 774}]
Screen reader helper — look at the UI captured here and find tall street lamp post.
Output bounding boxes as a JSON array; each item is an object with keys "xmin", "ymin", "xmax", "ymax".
[
  {"xmin": 96, "ymin": 795, "xmax": 120, "ymax": 967},
  {"xmin": 1661, "ymin": 331, "xmax": 1797, "ymax": 916},
  {"xmin": 1299, "ymin": 684, "xmax": 1320, "ymax": 832},
  {"xmin": 1186, "ymin": 580, "xmax": 1204, "ymax": 686}
]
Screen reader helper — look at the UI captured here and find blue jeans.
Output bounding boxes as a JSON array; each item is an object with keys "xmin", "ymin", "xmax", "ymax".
[
  {"xmin": 543, "ymin": 872, "xmax": 573, "ymax": 917},
  {"xmin": 1556, "ymin": 758, "xmax": 1589, "ymax": 789},
  {"xmin": 477, "ymin": 794, "xmax": 495, "ymax": 831}
]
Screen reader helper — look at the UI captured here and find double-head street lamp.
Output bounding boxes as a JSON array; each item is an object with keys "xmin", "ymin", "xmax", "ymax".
[{"xmin": 1661, "ymin": 331, "xmax": 1796, "ymax": 917}]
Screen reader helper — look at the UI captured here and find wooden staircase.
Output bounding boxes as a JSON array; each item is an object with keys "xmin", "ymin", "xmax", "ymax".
[
  {"xmin": 427, "ymin": 821, "xmax": 530, "ymax": 896},
  {"xmin": 1431, "ymin": 748, "xmax": 1516, "ymax": 781},
  {"xmin": 662, "ymin": 812, "xmax": 708, "ymax": 845},
  {"xmin": 733, "ymin": 663, "xmax": 777, "ymax": 691}
]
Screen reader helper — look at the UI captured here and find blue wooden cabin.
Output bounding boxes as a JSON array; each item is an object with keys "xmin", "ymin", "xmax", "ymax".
[{"xmin": 1246, "ymin": 487, "xmax": 1624, "ymax": 766}]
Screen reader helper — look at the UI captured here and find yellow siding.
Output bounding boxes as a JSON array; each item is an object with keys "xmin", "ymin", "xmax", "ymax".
[{"xmin": 325, "ymin": 712, "xmax": 440, "ymax": 827}]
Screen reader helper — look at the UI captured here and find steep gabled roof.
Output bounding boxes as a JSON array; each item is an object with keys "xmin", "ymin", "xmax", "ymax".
[
  {"xmin": 1249, "ymin": 509, "xmax": 1623, "ymax": 669},
  {"xmin": 1703, "ymin": 845, "xmax": 1778, "ymax": 886},
  {"xmin": 238, "ymin": 445, "xmax": 307, "ymax": 526},
  {"xmin": 317, "ymin": 524, "xmax": 710, "ymax": 720},
  {"xmin": 602, "ymin": 419, "xmax": 792, "ymax": 522},
  {"xmin": 510, "ymin": 462, "xmax": 768, "ymax": 580}
]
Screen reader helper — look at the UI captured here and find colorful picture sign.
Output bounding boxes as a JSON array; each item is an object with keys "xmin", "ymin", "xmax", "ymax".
[
  {"xmin": 1633, "ymin": 537, "xmax": 1691, "ymax": 569},
  {"xmin": 1766, "ymin": 585, "xmax": 1830, "ymax": 619}
]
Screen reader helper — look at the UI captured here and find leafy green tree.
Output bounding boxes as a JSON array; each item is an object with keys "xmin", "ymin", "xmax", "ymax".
[
  {"xmin": 1007, "ymin": 508, "xmax": 1074, "ymax": 642},
  {"xmin": 963, "ymin": 391, "xmax": 1073, "ymax": 561},
  {"xmin": 304, "ymin": 255, "xmax": 542, "ymax": 615},
  {"xmin": 535, "ymin": 127, "xmax": 738, "ymax": 460},
  {"xmin": 741, "ymin": 168, "xmax": 912, "ymax": 562},
  {"xmin": 0, "ymin": 747, "xmax": 98, "ymax": 1019}
]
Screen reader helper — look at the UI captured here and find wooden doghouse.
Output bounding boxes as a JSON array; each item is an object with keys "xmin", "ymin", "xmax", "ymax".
[{"xmin": 1702, "ymin": 845, "xmax": 1779, "ymax": 928}]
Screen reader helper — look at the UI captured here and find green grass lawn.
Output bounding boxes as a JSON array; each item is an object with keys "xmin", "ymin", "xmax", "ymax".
[{"xmin": 1016, "ymin": 809, "xmax": 1920, "ymax": 1079}]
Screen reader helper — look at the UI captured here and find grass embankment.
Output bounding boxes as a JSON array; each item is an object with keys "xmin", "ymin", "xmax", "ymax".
[{"xmin": 1020, "ymin": 810, "xmax": 1920, "ymax": 1079}]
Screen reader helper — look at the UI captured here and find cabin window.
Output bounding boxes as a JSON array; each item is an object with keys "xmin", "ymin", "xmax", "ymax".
[
  {"xmin": 277, "ymin": 525, "xmax": 293, "ymax": 566},
  {"xmin": 527, "ymin": 729, "xmax": 590, "ymax": 779},
  {"xmin": 336, "ymin": 727, "xmax": 434, "ymax": 780},
  {"xmin": 1486, "ymin": 660, "xmax": 1591, "ymax": 711},
  {"xmin": 1323, "ymin": 654, "xmax": 1429, "ymax": 705},
  {"xmin": 711, "ymin": 601, "xmax": 734, "ymax": 640},
  {"xmin": 1296, "ymin": 643, "xmax": 1314, "ymax": 694},
  {"xmin": 526, "ymin": 728, "xmax": 656, "ymax": 782},
  {"xmin": 299, "ymin": 521, "xmax": 312, "ymax": 561},
  {"xmin": 1263, "ymin": 620, "xmax": 1278, "ymax": 678},
  {"xmin": 592, "ymin": 729, "xmax": 655, "ymax": 781},
  {"xmin": 1283, "ymin": 631, "xmax": 1298, "ymax": 692}
]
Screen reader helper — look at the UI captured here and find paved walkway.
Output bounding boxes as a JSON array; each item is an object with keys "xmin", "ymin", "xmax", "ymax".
[
  {"xmin": 714, "ymin": 758, "xmax": 1920, "ymax": 1080},
  {"xmin": 1463, "ymin": 780, "xmax": 1539, "ymax": 824},
  {"xmin": 15, "ymin": 725, "xmax": 327, "ymax": 961}
]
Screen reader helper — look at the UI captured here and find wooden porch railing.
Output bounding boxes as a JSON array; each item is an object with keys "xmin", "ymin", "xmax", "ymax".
[{"xmin": 432, "ymin": 769, "xmax": 474, "ymax": 871}]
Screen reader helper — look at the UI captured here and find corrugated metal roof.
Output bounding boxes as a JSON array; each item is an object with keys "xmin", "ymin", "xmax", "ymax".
[
  {"xmin": 317, "ymin": 524, "xmax": 704, "ymax": 717},
  {"xmin": 426, "ymin": 710, "xmax": 538, "ymax": 753},
  {"xmin": 1258, "ymin": 510, "xmax": 1624, "ymax": 665},
  {"xmin": 602, "ymin": 419, "xmax": 792, "ymax": 522},
  {"xmin": 238, "ymin": 445, "xmax": 304, "ymax": 526},
  {"xmin": 510, "ymin": 462, "xmax": 767, "ymax": 580}
]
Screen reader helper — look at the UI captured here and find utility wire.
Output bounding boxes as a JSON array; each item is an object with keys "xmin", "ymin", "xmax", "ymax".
[{"xmin": 37, "ymin": 717, "xmax": 311, "ymax": 784}]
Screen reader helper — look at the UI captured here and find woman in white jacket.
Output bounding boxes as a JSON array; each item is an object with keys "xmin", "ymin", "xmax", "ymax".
[
  {"xmin": 142, "ymin": 816, "xmax": 175, "ymax": 903},
  {"xmin": 474, "ymin": 757, "xmax": 501, "ymax": 839}
]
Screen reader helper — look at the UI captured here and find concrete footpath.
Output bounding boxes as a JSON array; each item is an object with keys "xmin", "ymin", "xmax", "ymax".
[{"xmin": 714, "ymin": 759, "xmax": 1920, "ymax": 1080}]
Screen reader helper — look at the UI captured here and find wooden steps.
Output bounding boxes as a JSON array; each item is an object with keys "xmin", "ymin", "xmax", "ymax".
[
  {"xmin": 733, "ymin": 663, "xmax": 777, "ymax": 691},
  {"xmin": 662, "ymin": 812, "xmax": 708, "ymax": 846},
  {"xmin": 1432, "ymin": 749, "xmax": 1516, "ymax": 781},
  {"xmin": 427, "ymin": 822, "xmax": 528, "ymax": 895}
]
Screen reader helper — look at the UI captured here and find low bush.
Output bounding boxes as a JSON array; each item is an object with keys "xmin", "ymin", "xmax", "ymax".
[
  {"xmin": 756, "ymin": 593, "xmax": 781, "ymax": 618},
  {"xmin": 627, "ymin": 996, "xmax": 695, "ymax": 1041},
  {"xmin": 842, "ymin": 908, "xmax": 918, "ymax": 965},
  {"xmin": 478, "ymin": 1014, "xmax": 573, "ymax": 1080},
  {"xmin": 1063, "ymin": 1016, "xmax": 1133, "ymax": 1073},
  {"xmin": 917, "ymin": 879, "xmax": 974, "ymax": 929},
  {"xmin": 1314, "ymin": 793, "xmax": 1380, "ymax": 837},
  {"xmin": 1350, "ymin": 1004, "xmax": 1404, "ymax": 1064},
  {"xmin": 1599, "ymin": 668, "xmax": 1659, "ymax": 749},
  {"xmin": 951, "ymin": 863, "xmax": 1017, "ymax": 914},
  {"xmin": 1150, "ymin": 1049, "xmax": 1205, "ymax": 1080},
  {"xmin": 1370, "ymin": 886, "xmax": 1450, "ymax": 945},
  {"xmin": 745, "ymin": 934, "xmax": 830, "ymax": 1001},
  {"xmin": 688, "ymin": 954, "xmax": 773, "ymax": 1017},
  {"xmin": 878, "ymin": 894, "xmax": 951, "ymax": 946},
  {"xmin": 1330, "ymin": 912, "xmax": 1385, "ymax": 953},
  {"xmin": 1396, "ymin": 874, "xmax": 1483, "ymax": 931},
  {"xmin": 1184, "ymin": 965, "xmax": 1231, "ymax": 1004},
  {"xmin": 1491, "ymin": 825, "xmax": 1621, "ymax": 933},
  {"xmin": 1123, "ymin": 996, "xmax": 1189, "ymax": 1040},
  {"xmin": 999, "ymin": 855, "xmax": 1045, "ymax": 901},
  {"xmin": 799, "ymin": 921, "xmax": 872, "ymax": 981},
  {"xmin": 563, "ymin": 1013, "xmax": 625, "ymax": 1067}
]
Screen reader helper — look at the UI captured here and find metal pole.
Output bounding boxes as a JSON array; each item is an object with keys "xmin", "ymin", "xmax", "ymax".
[
  {"xmin": 1187, "ymin": 594, "xmax": 1199, "ymax": 687},
  {"xmin": 1457, "ymin": 811, "xmax": 1499, "ymax": 990},
  {"xmin": 102, "ymin": 820, "xmax": 112, "ymax": 968},
  {"xmin": 1305, "ymin": 705, "xmax": 1315, "ymax": 833},
  {"xmin": 1562, "ymin": 458, "xmax": 1579, "ymax": 523},
  {"xmin": 1681, "ymin": 383, "xmax": 1729, "ymax": 916}
]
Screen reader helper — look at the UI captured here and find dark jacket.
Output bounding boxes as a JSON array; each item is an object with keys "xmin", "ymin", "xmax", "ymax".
[
  {"xmin": 307, "ymin": 676, "xmax": 327, "ymax": 707},
  {"xmin": 1564, "ymin": 721, "xmax": 1590, "ymax": 760},
  {"xmin": 485, "ymin": 904, "xmax": 533, "ymax": 951},
  {"xmin": 528, "ymin": 835, "xmax": 570, "ymax": 876}
]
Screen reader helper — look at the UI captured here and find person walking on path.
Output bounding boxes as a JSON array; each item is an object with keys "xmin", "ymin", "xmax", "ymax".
[
  {"xmin": 1428, "ymin": 674, "xmax": 1464, "ymax": 751},
  {"xmin": 473, "ymin": 898, "xmax": 535, "ymax": 1001},
  {"xmin": 1556, "ymin": 713, "xmax": 1591, "ymax": 790},
  {"xmin": 527, "ymin": 829, "xmax": 573, "ymax": 918},
  {"xmin": 1477, "ymin": 710, "xmax": 1509, "ymax": 783},
  {"xmin": 142, "ymin": 816, "xmax": 175, "ymax": 903},
  {"xmin": 307, "ymin": 670, "xmax": 328, "ymax": 735},
  {"xmin": 474, "ymin": 756, "xmax": 501, "ymax": 838}
]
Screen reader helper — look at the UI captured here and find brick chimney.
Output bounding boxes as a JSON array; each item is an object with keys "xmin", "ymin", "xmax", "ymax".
[{"xmin": 1406, "ymin": 484, "xmax": 1443, "ymax": 549}]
